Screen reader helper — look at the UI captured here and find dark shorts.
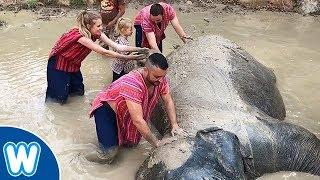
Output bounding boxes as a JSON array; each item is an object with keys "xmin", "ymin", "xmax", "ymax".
[
  {"xmin": 93, "ymin": 104, "xmax": 118, "ymax": 150},
  {"xmin": 134, "ymin": 25, "xmax": 163, "ymax": 52},
  {"xmin": 112, "ymin": 70, "xmax": 126, "ymax": 82},
  {"xmin": 46, "ymin": 56, "xmax": 84, "ymax": 104}
]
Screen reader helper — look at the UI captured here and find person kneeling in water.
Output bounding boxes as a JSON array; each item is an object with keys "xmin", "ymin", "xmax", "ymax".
[
  {"xmin": 46, "ymin": 10, "xmax": 148, "ymax": 104},
  {"xmin": 88, "ymin": 53, "xmax": 186, "ymax": 163}
]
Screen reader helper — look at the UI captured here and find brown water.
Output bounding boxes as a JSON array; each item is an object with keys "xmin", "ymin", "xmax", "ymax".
[{"xmin": 0, "ymin": 7, "xmax": 319, "ymax": 180}]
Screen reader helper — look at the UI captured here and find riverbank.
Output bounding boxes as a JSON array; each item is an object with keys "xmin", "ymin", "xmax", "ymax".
[
  {"xmin": 0, "ymin": 0, "xmax": 307, "ymax": 28},
  {"xmin": 0, "ymin": 0, "xmax": 319, "ymax": 21}
]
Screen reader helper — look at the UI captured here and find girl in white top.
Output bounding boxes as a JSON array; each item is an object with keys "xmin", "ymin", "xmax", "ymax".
[{"xmin": 111, "ymin": 18, "xmax": 136, "ymax": 82}]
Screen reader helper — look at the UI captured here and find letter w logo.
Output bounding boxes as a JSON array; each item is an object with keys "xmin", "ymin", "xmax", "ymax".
[{"xmin": 3, "ymin": 142, "xmax": 41, "ymax": 177}]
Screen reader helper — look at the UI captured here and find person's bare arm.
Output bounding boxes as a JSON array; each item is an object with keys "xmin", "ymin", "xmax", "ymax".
[
  {"xmin": 126, "ymin": 100, "xmax": 159, "ymax": 147},
  {"xmin": 85, "ymin": 0, "xmax": 93, "ymax": 9},
  {"xmin": 161, "ymin": 93, "xmax": 178, "ymax": 129},
  {"xmin": 95, "ymin": 0, "xmax": 100, "ymax": 7},
  {"xmin": 170, "ymin": 16, "xmax": 190, "ymax": 43},
  {"xmin": 145, "ymin": 32, "xmax": 161, "ymax": 52},
  {"xmin": 161, "ymin": 92, "xmax": 187, "ymax": 137},
  {"xmin": 106, "ymin": 3, "xmax": 126, "ymax": 29},
  {"xmin": 78, "ymin": 36, "xmax": 145, "ymax": 60},
  {"xmin": 100, "ymin": 33, "xmax": 149, "ymax": 54}
]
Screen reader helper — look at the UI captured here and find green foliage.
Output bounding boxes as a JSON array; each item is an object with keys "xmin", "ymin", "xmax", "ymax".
[
  {"xmin": 70, "ymin": 0, "xmax": 85, "ymax": 7},
  {"xmin": 26, "ymin": 0, "xmax": 38, "ymax": 9}
]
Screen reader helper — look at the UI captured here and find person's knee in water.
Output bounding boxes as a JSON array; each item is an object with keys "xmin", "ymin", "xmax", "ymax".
[{"xmin": 86, "ymin": 103, "xmax": 119, "ymax": 164}]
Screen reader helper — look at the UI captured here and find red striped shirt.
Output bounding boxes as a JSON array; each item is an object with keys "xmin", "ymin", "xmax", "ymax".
[
  {"xmin": 49, "ymin": 28, "xmax": 100, "ymax": 72},
  {"xmin": 134, "ymin": 2, "xmax": 176, "ymax": 48},
  {"xmin": 90, "ymin": 70, "xmax": 170, "ymax": 146}
]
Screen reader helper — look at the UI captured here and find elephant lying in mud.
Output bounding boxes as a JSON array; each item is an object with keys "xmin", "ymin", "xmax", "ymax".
[{"xmin": 136, "ymin": 35, "xmax": 320, "ymax": 179}]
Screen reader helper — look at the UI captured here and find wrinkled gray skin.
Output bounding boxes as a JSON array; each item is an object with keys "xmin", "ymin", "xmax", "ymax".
[
  {"xmin": 300, "ymin": 0, "xmax": 320, "ymax": 15},
  {"xmin": 136, "ymin": 35, "xmax": 320, "ymax": 180}
]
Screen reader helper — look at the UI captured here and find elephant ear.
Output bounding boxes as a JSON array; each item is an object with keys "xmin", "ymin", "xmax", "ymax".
[{"xmin": 229, "ymin": 47, "xmax": 286, "ymax": 120}]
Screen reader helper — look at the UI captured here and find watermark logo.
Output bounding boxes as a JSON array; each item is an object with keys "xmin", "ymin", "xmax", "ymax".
[
  {"xmin": 0, "ymin": 126, "xmax": 60, "ymax": 180},
  {"xmin": 3, "ymin": 142, "xmax": 41, "ymax": 177}
]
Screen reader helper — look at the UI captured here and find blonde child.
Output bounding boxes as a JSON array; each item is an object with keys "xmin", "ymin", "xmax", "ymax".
[{"xmin": 111, "ymin": 17, "xmax": 137, "ymax": 82}]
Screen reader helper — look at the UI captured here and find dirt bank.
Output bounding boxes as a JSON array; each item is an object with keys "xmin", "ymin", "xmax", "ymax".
[{"xmin": 0, "ymin": 0, "xmax": 319, "ymax": 17}]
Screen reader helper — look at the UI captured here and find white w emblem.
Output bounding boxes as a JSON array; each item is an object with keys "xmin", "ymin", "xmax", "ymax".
[{"xmin": 3, "ymin": 142, "xmax": 41, "ymax": 177}]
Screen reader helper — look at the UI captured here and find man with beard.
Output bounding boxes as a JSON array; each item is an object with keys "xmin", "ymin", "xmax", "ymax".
[
  {"xmin": 134, "ymin": 2, "xmax": 191, "ymax": 52},
  {"xmin": 89, "ymin": 53, "xmax": 185, "ymax": 163}
]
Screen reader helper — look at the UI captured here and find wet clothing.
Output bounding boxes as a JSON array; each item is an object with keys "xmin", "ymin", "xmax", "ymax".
[
  {"xmin": 111, "ymin": 36, "xmax": 135, "ymax": 81},
  {"xmin": 134, "ymin": 2, "xmax": 176, "ymax": 50},
  {"xmin": 46, "ymin": 28, "xmax": 100, "ymax": 103},
  {"xmin": 90, "ymin": 70, "xmax": 169, "ymax": 146},
  {"xmin": 46, "ymin": 56, "xmax": 84, "ymax": 103},
  {"xmin": 93, "ymin": 103, "xmax": 118, "ymax": 150}
]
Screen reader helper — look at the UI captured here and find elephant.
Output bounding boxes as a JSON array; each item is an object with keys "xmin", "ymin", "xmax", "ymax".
[{"xmin": 136, "ymin": 35, "xmax": 320, "ymax": 179}]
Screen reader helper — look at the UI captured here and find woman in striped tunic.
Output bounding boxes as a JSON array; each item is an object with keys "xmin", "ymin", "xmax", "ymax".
[{"xmin": 46, "ymin": 10, "xmax": 148, "ymax": 104}]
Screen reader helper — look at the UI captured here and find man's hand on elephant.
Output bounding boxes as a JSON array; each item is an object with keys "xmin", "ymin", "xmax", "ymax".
[
  {"xmin": 157, "ymin": 136, "xmax": 178, "ymax": 147},
  {"xmin": 171, "ymin": 125, "xmax": 188, "ymax": 137},
  {"xmin": 180, "ymin": 35, "xmax": 193, "ymax": 43}
]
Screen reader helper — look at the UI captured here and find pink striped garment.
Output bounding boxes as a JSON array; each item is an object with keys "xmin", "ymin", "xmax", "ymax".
[
  {"xmin": 49, "ymin": 28, "xmax": 100, "ymax": 72},
  {"xmin": 90, "ymin": 70, "xmax": 169, "ymax": 146},
  {"xmin": 134, "ymin": 2, "xmax": 176, "ymax": 48}
]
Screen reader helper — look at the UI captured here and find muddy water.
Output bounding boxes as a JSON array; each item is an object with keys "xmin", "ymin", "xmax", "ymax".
[{"xmin": 0, "ymin": 6, "xmax": 319, "ymax": 180}]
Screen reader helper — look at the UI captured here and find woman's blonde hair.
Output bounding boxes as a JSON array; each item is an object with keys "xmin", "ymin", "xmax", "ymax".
[
  {"xmin": 116, "ymin": 17, "xmax": 133, "ymax": 35},
  {"xmin": 77, "ymin": 11, "xmax": 101, "ymax": 38}
]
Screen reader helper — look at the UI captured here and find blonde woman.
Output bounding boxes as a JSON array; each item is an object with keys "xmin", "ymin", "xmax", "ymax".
[{"xmin": 46, "ymin": 10, "xmax": 148, "ymax": 104}]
